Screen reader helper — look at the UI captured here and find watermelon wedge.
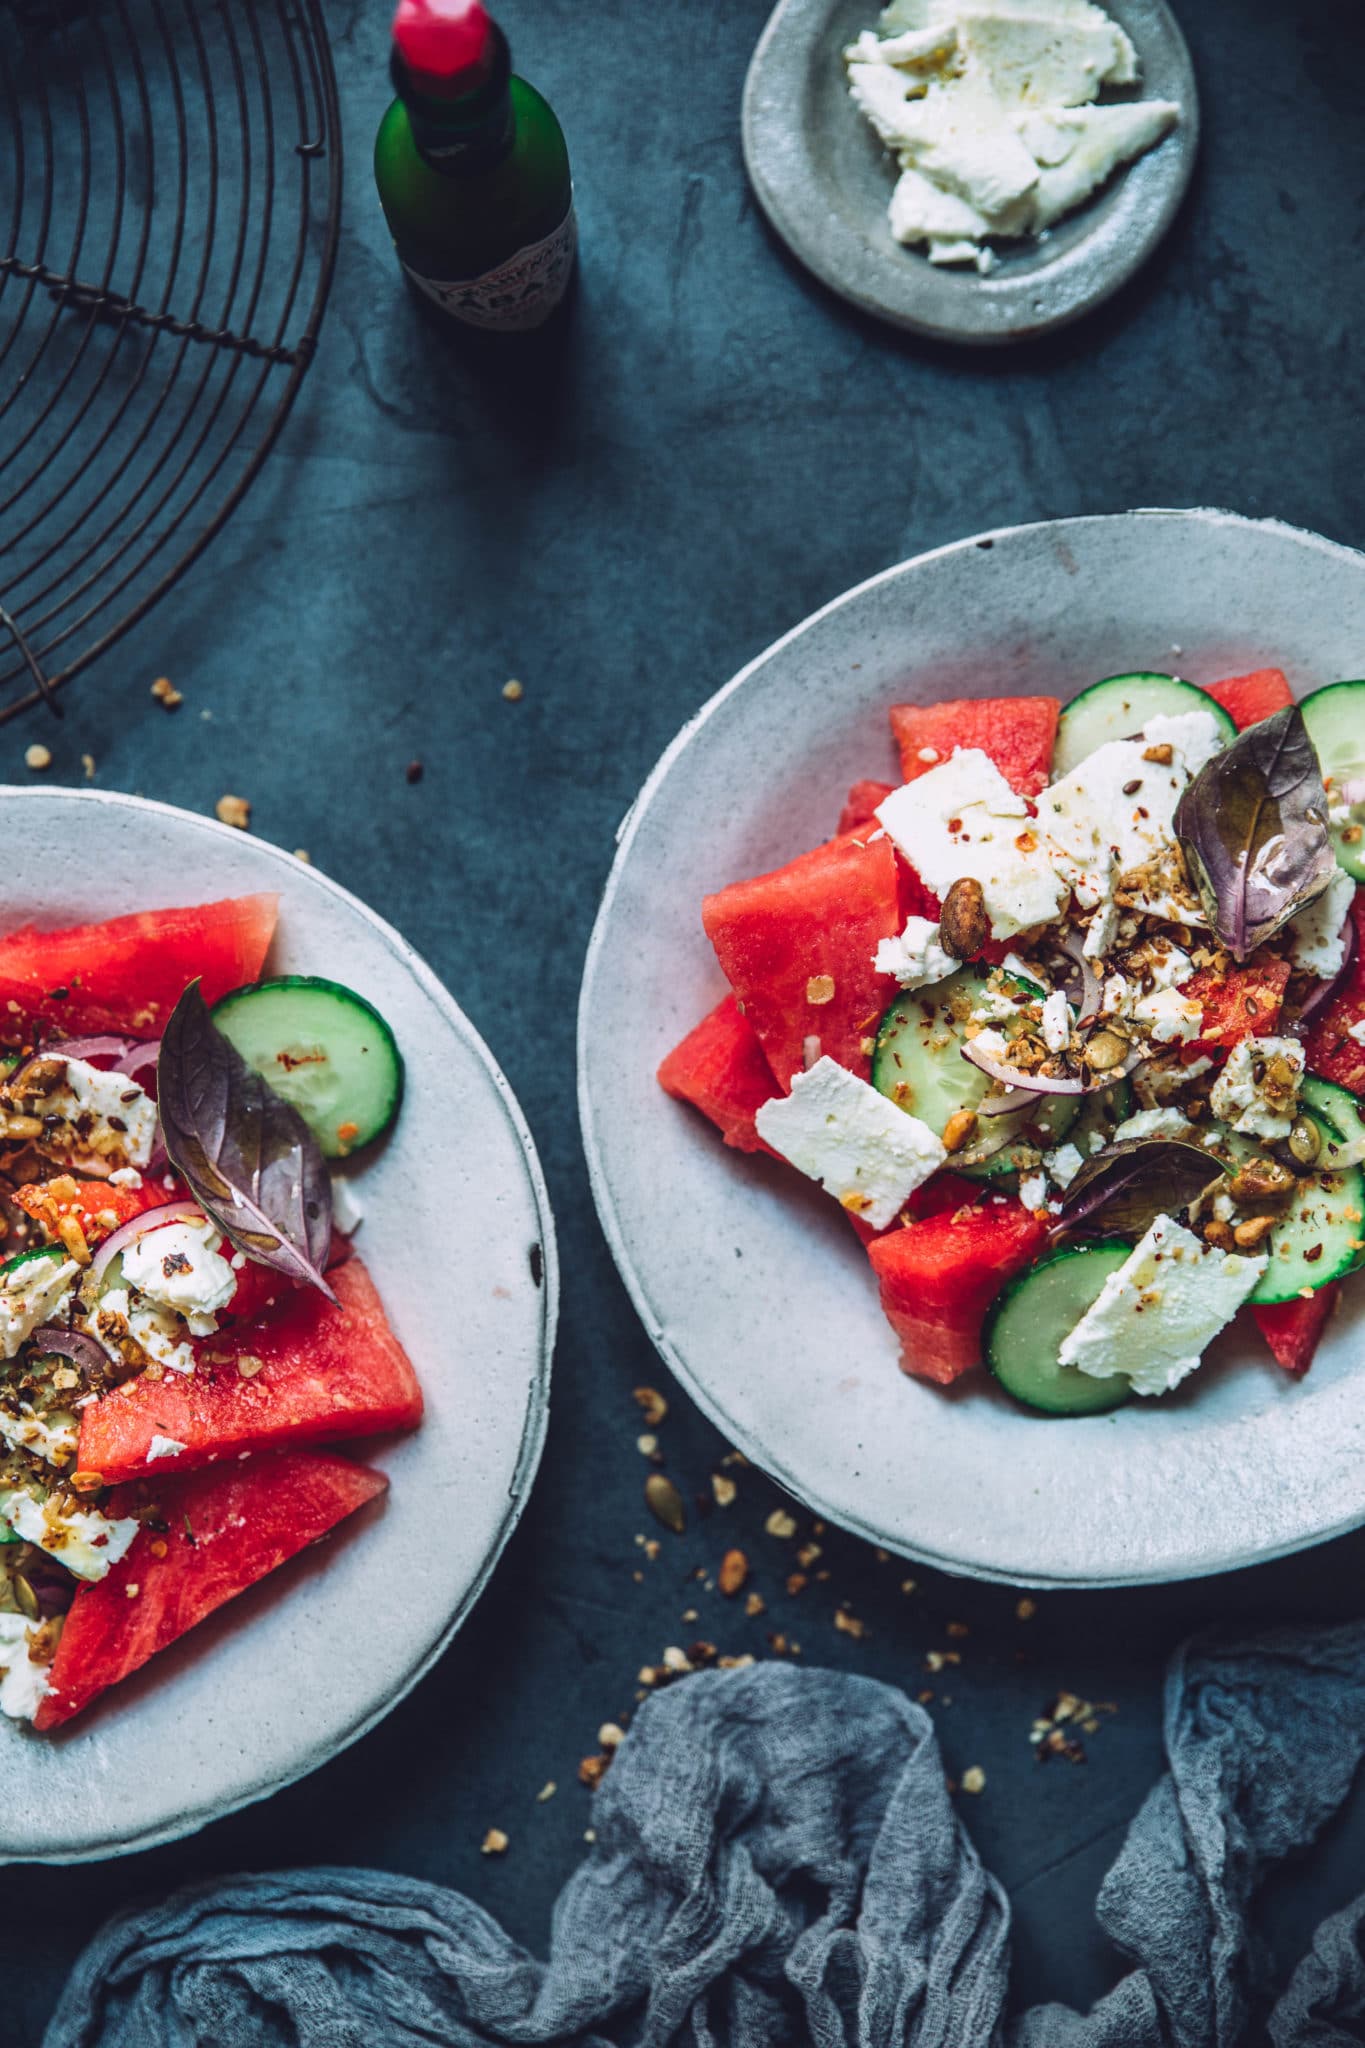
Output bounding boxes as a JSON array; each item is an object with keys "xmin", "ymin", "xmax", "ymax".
[
  {"xmin": 867, "ymin": 1199, "xmax": 1049, "ymax": 1385},
  {"xmin": 657, "ymin": 996, "xmax": 779, "ymax": 1156},
  {"xmin": 838, "ymin": 780, "xmax": 896, "ymax": 836},
  {"xmin": 0, "ymin": 895, "xmax": 278, "ymax": 1042},
  {"xmin": 1303, "ymin": 890, "xmax": 1365, "ymax": 1093},
  {"xmin": 76, "ymin": 1258, "xmax": 422, "ymax": 1484},
  {"xmin": 1252, "ymin": 1289, "xmax": 1339, "ymax": 1378},
  {"xmin": 1203, "ymin": 669, "xmax": 1294, "ymax": 731},
  {"xmin": 703, "ymin": 832, "xmax": 905, "ymax": 1086},
  {"xmin": 34, "ymin": 1450, "xmax": 387, "ymax": 1729},
  {"xmin": 889, "ymin": 696, "xmax": 1060, "ymax": 798},
  {"xmin": 1184, "ymin": 956, "xmax": 1291, "ymax": 1051}
]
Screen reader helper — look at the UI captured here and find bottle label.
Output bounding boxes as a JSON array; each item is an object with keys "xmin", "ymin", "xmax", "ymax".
[{"xmin": 402, "ymin": 205, "xmax": 577, "ymax": 332}]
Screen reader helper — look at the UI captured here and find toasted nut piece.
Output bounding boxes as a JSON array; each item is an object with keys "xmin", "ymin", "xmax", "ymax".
[
  {"xmin": 633, "ymin": 1385, "xmax": 668, "ymax": 1426},
  {"xmin": 1234, "ymin": 1214, "xmax": 1277, "ymax": 1249},
  {"xmin": 1228, "ymin": 1158, "xmax": 1296, "ymax": 1203},
  {"xmin": 938, "ymin": 877, "xmax": 989, "ymax": 960},
  {"xmin": 942, "ymin": 1108, "xmax": 979, "ymax": 1154},
  {"xmin": 1085, "ymin": 1030, "xmax": 1129, "ymax": 1072},
  {"xmin": 1142, "ymin": 742, "xmax": 1175, "ymax": 765},
  {"xmin": 806, "ymin": 974, "xmax": 836, "ymax": 1006},
  {"xmin": 480, "ymin": 1828, "xmax": 509, "ymax": 1854},
  {"xmin": 69, "ymin": 1470, "xmax": 105, "ymax": 1494},
  {"xmin": 718, "ymin": 1548, "xmax": 748, "ymax": 1596},
  {"xmin": 1203, "ymin": 1219, "xmax": 1236, "ymax": 1250}
]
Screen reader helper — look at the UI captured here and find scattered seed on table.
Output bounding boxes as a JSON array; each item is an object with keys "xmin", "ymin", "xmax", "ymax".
[
  {"xmin": 481, "ymin": 1828, "xmax": 509, "ymax": 1855},
  {"xmin": 765, "ymin": 1509, "xmax": 798, "ymax": 1540},
  {"xmin": 633, "ymin": 1386, "xmax": 668, "ymax": 1426},
  {"xmin": 502, "ymin": 679, "xmax": 524, "ymax": 701},
  {"xmin": 1016, "ymin": 1597, "xmax": 1037, "ymax": 1621},
  {"xmin": 536, "ymin": 1782, "xmax": 556, "ymax": 1803},
  {"xmin": 24, "ymin": 744, "xmax": 51, "ymax": 772},
  {"xmin": 645, "ymin": 1472, "xmax": 686, "ymax": 1533},
  {"xmin": 717, "ymin": 1548, "xmax": 748, "ymax": 1596},
  {"xmin": 712, "ymin": 1473, "xmax": 737, "ymax": 1508},
  {"xmin": 215, "ymin": 793, "xmax": 251, "ymax": 830},
  {"xmin": 294, "ymin": 848, "xmax": 312, "ymax": 863},
  {"xmin": 961, "ymin": 1767, "xmax": 986, "ymax": 1795},
  {"xmin": 81, "ymin": 753, "xmax": 96, "ymax": 780},
  {"xmin": 151, "ymin": 675, "xmax": 183, "ymax": 709}
]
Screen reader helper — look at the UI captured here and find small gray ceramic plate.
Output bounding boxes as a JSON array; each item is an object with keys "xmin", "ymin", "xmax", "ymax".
[
  {"xmin": 742, "ymin": 0, "xmax": 1199, "ymax": 343},
  {"xmin": 0, "ymin": 790, "xmax": 556, "ymax": 1863},
  {"xmin": 581, "ymin": 509, "xmax": 1365, "ymax": 1588}
]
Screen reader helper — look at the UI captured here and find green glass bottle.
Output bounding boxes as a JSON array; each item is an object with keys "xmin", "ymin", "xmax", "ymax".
[{"xmin": 374, "ymin": 0, "xmax": 575, "ymax": 334}]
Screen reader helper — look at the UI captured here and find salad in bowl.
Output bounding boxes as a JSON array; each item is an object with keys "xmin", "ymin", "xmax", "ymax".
[
  {"xmin": 0, "ymin": 892, "xmax": 415, "ymax": 1730},
  {"xmin": 659, "ymin": 666, "xmax": 1365, "ymax": 1416}
]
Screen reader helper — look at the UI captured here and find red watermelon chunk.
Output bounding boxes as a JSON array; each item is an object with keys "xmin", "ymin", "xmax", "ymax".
[
  {"xmin": 1183, "ymin": 956, "xmax": 1291, "ymax": 1051},
  {"xmin": 0, "ymin": 895, "xmax": 278, "ymax": 1042},
  {"xmin": 1203, "ymin": 669, "xmax": 1294, "ymax": 730},
  {"xmin": 13, "ymin": 1175, "xmax": 187, "ymax": 1247},
  {"xmin": 1303, "ymin": 889, "xmax": 1365, "ymax": 1092},
  {"xmin": 657, "ymin": 995, "xmax": 779, "ymax": 1156},
  {"xmin": 33, "ymin": 1449, "xmax": 387, "ymax": 1729},
  {"xmin": 889, "ymin": 696, "xmax": 1060, "ymax": 798},
  {"xmin": 867, "ymin": 1198, "xmax": 1049, "ymax": 1385},
  {"xmin": 838, "ymin": 780, "xmax": 896, "ymax": 836},
  {"xmin": 702, "ymin": 832, "xmax": 904, "ymax": 1086},
  {"xmin": 77, "ymin": 1257, "xmax": 422, "ymax": 1484},
  {"xmin": 843, "ymin": 1169, "xmax": 982, "ymax": 1247},
  {"xmin": 1252, "ymin": 1288, "xmax": 1339, "ymax": 1378}
]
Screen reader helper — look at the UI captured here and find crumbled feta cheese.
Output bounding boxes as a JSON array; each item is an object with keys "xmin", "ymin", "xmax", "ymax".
[
  {"xmin": 107, "ymin": 1166, "xmax": 144, "ymax": 1189},
  {"xmin": 121, "ymin": 1220, "xmax": 236, "ymax": 1335},
  {"xmin": 1130, "ymin": 986, "xmax": 1204, "ymax": 1045},
  {"xmin": 1041, "ymin": 989, "xmax": 1072, "ymax": 1053},
  {"xmin": 1019, "ymin": 1171, "xmax": 1049, "ymax": 1212},
  {"xmin": 1017, "ymin": 100, "xmax": 1180, "ymax": 230},
  {"xmin": 1083, "ymin": 899, "xmax": 1120, "ymax": 961},
  {"xmin": 0, "ymin": 1251, "xmax": 78, "ymax": 1362},
  {"xmin": 0, "ymin": 1487, "xmax": 139, "ymax": 1581},
  {"xmin": 1349, "ymin": 1018, "xmax": 1365, "ymax": 1046},
  {"xmin": 1142, "ymin": 940, "xmax": 1195, "ymax": 990},
  {"xmin": 31, "ymin": 1059, "xmax": 158, "ymax": 1176},
  {"xmin": 916, "ymin": 744, "xmax": 942, "ymax": 763},
  {"xmin": 1145, "ymin": 1052, "xmax": 1214, "ymax": 1098},
  {"xmin": 1001, "ymin": 951, "xmax": 1046, "ymax": 989},
  {"xmin": 1141, "ymin": 709, "xmax": 1226, "ymax": 776},
  {"xmin": 87, "ymin": 1286, "xmax": 197, "ymax": 1377},
  {"xmin": 876, "ymin": 750, "xmax": 1067, "ymax": 940},
  {"xmin": 1210, "ymin": 1036, "xmax": 1305, "ymax": 1140},
  {"xmin": 0, "ymin": 1401, "xmax": 78, "ymax": 1468},
  {"xmin": 1287, "ymin": 867, "xmax": 1356, "ymax": 982},
  {"xmin": 1043, "ymin": 1141, "xmax": 1085, "ymax": 1188},
  {"xmin": 1039, "ymin": 739, "xmax": 1191, "ymax": 902},
  {"xmin": 970, "ymin": 986, "xmax": 1025, "ymax": 1024},
  {"xmin": 146, "ymin": 1434, "xmax": 188, "ymax": 1462},
  {"xmin": 753, "ymin": 1056, "xmax": 946, "ymax": 1228},
  {"xmin": 0, "ymin": 1612, "xmax": 49, "ymax": 1722},
  {"xmin": 1058, "ymin": 1213, "xmax": 1266, "ymax": 1397},
  {"xmin": 969, "ymin": 1026, "xmax": 1011, "ymax": 1062},
  {"xmin": 1111, "ymin": 1106, "xmax": 1192, "ymax": 1145},
  {"xmin": 874, "ymin": 914, "xmax": 958, "ymax": 990}
]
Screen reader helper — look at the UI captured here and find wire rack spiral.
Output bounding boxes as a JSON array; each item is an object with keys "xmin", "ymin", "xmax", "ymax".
[{"xmin": 0, "ymin": 0, "xmax": 342, "ymax": 725}]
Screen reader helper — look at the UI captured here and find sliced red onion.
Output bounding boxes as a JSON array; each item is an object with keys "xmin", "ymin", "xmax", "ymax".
[
  {"xmin": 978, "ymin": 1085, "xmax": 1044, "ymax": 1118},
  {"xmin": 962, "ymin": 1042, "xmax": 1087, "ymax": 1096},
  {"xmin": 1295, "ymin": 916, "xmax": 1357, "ymax": 1027},
  {"xmin": 1057, "ymin": 929, "xmax": 1102, "ymax": 1022},
  {"xmin": 113, "ymin": 1038, "xmax": 161, "ymax": 1081},
  {"xmin": 30, "ymin": 1327, "xmax": 109, "ymax": 1375},
  {"xmin": 953, "ymin": 1120, "xmax": 1021, "ymax": 1168},
  {"xmin": 90, "ymin": 1199, "xmax": 207, "ymax": 1287}
]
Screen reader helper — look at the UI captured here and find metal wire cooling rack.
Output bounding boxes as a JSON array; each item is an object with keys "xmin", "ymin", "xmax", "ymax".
[{"xmin": 0, "ymin": 0, "xmax": 342, "ymax": 724}]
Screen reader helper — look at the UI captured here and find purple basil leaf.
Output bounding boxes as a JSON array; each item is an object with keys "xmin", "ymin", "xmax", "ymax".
[
  {"xmin": 156, "ymin": 982, "xmax": 335, "ymax": 1301},
  {"xmin": 1052, "ymin": 1138, "xmax": 1228, "ymax": 1240},
  {"xmin": 1174, "ymin": 704, "xmax": 1337, "ymax": 961}
]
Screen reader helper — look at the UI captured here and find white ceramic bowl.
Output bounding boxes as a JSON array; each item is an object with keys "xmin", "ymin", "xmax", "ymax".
[
  {"xmin": 0, "ymin": 790, "xmax": 556, "ymax": 1862},
  {"xmin": 580, "ymin": 509, "xmax": 1365, "ymax": 1587}
]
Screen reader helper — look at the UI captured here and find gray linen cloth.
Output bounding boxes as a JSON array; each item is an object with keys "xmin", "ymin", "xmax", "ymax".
[{"xmin": 43, "ymin": 1623, "xmax": 1365, "ymax": 2048}]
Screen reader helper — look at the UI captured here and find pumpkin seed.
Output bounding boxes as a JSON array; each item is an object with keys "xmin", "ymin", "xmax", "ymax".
[
  {"xmin": 13, "ymin": 1572, "xmax": 39, "ymax": 1621},
  {"xmin": 644, "ymin": 1472, "xmax": 686, "ymax": 1535},
  {"xmin": 1289, "ymin": 1116, "xmax": 1323, "ymax": 1167}
]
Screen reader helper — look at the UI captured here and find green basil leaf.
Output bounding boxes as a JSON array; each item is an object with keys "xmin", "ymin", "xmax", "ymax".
[
  {"xmin": 1053, "ymin": 1137, "xmax": 1228, "ymax": 1240},
  {"xmin": 157, "ymin": 982, "xmax": 336, "ymax": 1301},
  {"xmin": 1174, "ymin": 704, "xmax": 1337, "ymax": 961}
]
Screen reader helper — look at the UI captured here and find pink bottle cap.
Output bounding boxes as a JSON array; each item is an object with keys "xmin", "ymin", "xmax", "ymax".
[{"xmin": 392, "ymin": 0, "xmax": 497, "ymax": 95}]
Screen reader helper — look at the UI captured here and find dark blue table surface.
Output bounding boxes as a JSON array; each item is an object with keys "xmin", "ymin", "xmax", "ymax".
[{"xmin": 8, "ymin": 1, "xmax": 1365, "ymax": 2038}]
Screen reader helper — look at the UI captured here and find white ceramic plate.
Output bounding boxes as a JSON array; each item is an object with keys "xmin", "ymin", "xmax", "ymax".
[
  {"xmin": 0, "ymin": 790, "xmax": 556, "ymax": 1862},
  {"xmin": 742, "ymin": 0, "xmax": 1198, "ymax": 343},
  {"xmin": 581, "ymin": 509, "xmax": 1365, "ymax": 1588}
]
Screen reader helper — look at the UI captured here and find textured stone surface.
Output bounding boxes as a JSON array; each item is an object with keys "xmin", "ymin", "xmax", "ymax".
[{"xmin": 5, "ymin": 0, "xmax": 1365, "ymax": 2036}]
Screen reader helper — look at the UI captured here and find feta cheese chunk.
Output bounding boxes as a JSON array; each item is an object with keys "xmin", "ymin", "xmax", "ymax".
[
  {"xmin": 753, "ymin": 1056, "xmax": 946, "ymax": 1228},
  {"xmin": 876, "ymin": 750, "xmax": 1067, "ymax": 939},
  {"xmin": 121, "ymin": 1220, "xmax": 236, "ymax": 1335},
  {"xmin": 0, "ymin": 1250, "xmax": 79, "ymax": 1362},
  {"xmin": 1041, "ymin": 989, "xmax": 1072, "ymax": 1053},
  {"xmin": 1349, "ymin": 1018, "xmax": 1365, "ymax": 1047},
  {"xmin": 1130, "ymin": 985, "xmax": 1204, "ymax": 1045},
  {"xmin": 1019, "ymin": 1171, "xmax": 1049, "ymax": 1212},
  {"xmin": 1038, "ymin": 738, "xmax": 1191, "ymax": 900},
  {"xmin": 874, "ymin": 914, "xmax": 959, "ymax": 990},
  {"xmin": 1043, "ymin": 1140, "xmax": 1085, "ymax": 1187},
  {"xmin": 1287, "ymin": 866, "xmax": 1356, "ymax": 982},
  {"xmin": 0, "ymin": 1612, "xmax": 50, "ymax": 1723},
  {"xmin": 146, "ymin": 1434, "xmax": 188, "ymax": 1462},
  {"xmin": 1058, "ymin": 1213, "xmax": 1266, "ymax": 1397},
  {"xmin": 1111, "ymin": 1105, "xmax": 1192, "ymax": 1145},
  {"xmin": 0, "ymin": 1487, "xmax": 139, "ymax": 1581},
  {"xmin": 1141, "ymin": 708, "xmax": 1226, "ymax": 777},
  {"xmin": 1210, "ymin": 1036, "xmax": 1305, "ymax": 1140},
  {"xmin": 27, "ymin": 1057, "xmax": 158, "ymax": 1176}
]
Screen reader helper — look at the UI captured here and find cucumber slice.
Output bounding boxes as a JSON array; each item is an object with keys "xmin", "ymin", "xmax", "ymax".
[
  {"xmin": 1302, "ymin": 1076, "xmax": 1365, "ymax": 1166},
  {"xmin": 1248, "ymin": 1161, "xmax": 1365, "ymax": 1302},
  {"xmin": 1066, "ymin": 1078, "xmax": 1133, "ymax": 1157},
  {"xmin": 985, "ymin": 1243, "xmax": 1134, "ymax": 1416},
  {"xmin": 0, "ymin": 1245, "xmax": 68, "ymax": 1281},
  {"xmin": 871, "ymin": 966, "xmax": 1077, "ymax": 1169},
  {"xmin": 211, "ymin": 976, "xmax": 403, "ymax": 1158},
  {"xmin": 1052, "ymin": 673, "xmax": 1236, "ymax": 778},
  {"xmin": 1300, "ymin": 681, "xmax": 1365, "ymax": 882}
]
